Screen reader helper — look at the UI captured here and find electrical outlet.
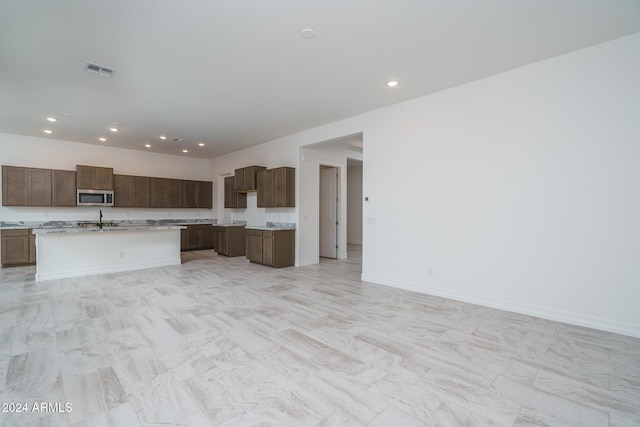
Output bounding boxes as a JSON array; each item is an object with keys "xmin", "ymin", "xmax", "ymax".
[
  {"xmin": 428, "ymin": 268, "xmax": 433, "ymax": 277},
  {"xmin": 119, "ymin": 251, "xmax": 125, "ymax": 259},
  {"xmin": 43, "ymin": 211, "xmax": 49, "ymax": 218}
]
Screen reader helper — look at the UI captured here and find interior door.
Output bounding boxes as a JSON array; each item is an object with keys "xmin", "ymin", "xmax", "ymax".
[{"xmin": 319, "ymin": 167, "xmax": 338, "ymax": 258}]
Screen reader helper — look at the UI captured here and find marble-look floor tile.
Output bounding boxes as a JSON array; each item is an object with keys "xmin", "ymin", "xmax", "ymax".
[
  {"xmin": 127, "ymin": 372, "xmax": 200, "ymax": 425},
  {"xmin": 1, "ymin": 245, "xmax": 639, "ymax": 426}
]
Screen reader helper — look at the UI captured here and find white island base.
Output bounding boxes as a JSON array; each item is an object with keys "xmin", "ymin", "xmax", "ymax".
[{"xmin": 35, "ymin": 228, "xmax": 182, "ymax": 281}]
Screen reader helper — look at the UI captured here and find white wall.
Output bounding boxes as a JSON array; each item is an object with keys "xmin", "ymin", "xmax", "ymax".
[
  {"xmin": 208, "ymin": 33, "xmax": 640, "ymax": 337},
  {"xmin": 347, "ymin": 164, "xmax": 363, "ymax": 245},
  {"xmin": 0, "ymin": 133, "xmax": 212, "ymax": 224},
  {"xmin": 360, "ymin": 33, "xmax": 640, "ymax": 337}
]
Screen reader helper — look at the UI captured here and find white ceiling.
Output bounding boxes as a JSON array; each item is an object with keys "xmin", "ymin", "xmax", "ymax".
[{"xmin": 1, "ymin": 1, "xmax": 639, "ymax": 160}]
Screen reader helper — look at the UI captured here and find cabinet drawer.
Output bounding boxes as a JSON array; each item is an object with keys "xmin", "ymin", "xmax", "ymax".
[{"xmin": 1, "ymin": 229, "xmax": 30, "ymax": 236}]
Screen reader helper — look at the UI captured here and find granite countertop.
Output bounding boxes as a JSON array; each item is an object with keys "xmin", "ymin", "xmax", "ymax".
[
  {"xmin": 1, "ymin": 219, "xmax": 214, "ymax": 230},
  {"xmin": 32, "ymin": 225, "xmax": 186, "ymax": 235},
  {"xmin": 245, "ymin": 226, "xmax": 296, "ymax": 231}
]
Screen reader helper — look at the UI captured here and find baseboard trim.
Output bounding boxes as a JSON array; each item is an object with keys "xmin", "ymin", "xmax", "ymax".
[{"xmin": 360, "ymin": 273, "xmax": 640, "ymax": 339}]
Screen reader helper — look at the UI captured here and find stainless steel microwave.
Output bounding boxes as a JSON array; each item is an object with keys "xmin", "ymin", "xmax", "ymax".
[{"xmin": 77, "ymin": 189, "xmax": 114, "ymax": 206}]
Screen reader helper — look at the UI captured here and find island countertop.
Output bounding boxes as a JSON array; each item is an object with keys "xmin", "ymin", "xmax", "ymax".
[{"xmin": 32, "ymin": 225, "xmax": 186, "ymax": 235}]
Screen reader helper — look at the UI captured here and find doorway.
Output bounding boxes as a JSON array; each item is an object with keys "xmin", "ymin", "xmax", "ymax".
[{"xmin": 319, "ymin": 165, "xmax": 338, "ymax": 258}]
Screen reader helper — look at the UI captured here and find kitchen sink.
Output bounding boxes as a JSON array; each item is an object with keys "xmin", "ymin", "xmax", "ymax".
[{"xmin": 77, "ymin": 222, "xmax": 118, "ymax": 228}]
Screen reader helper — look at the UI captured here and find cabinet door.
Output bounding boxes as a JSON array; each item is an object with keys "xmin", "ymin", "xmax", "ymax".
[
  {"xmin": 246, "ymin": 230, "xmax": 263, "ymax": 263},
  {"xmin": 183, "ymin": 180, "xmax": 197, "ymax": 208},
  {"xmin": 257, "ymin": 169, "xmax": 274, "ymax": 207},
  {"xmin": 95, "ymin": 167, "xmax": 114, "ymax": 190},
  {"xmin": 274, "ymin": 167, "xmax": 295, "ymax": 207},
  {"xmin": 272, "ymin": 229, "xmax": 295, "ymax": 268},
  {"xmin": 151, "ymin": 178, "xmax": 167, "ymax": 207},
  {"xmin": 196, "ymin": 181, "xmax": 212, "ymax": 209},
  {"xmin": 262, "ymin": 230, "xmax": 274, "ymax": 266},
  {"xmin": 166, "ymin": 179, "xmax": 183, "ymax": 207},
  {"xmin": 2, "ymin": 166, "xmax": 29, "ymax": 206},
  {"xmin": 114, "ymin": 175, "xmax": 134, "ymax": 207},
  {"xmin": 1, "ymin": 230, "xmax": 31, "ymax": 266},
  {"xmin": 212, "ymin": 227, "xmax": 223, "ymax": 253},
  {"xmin": 244, "ymin": 166, "xmax": 266, "ymax": 191},
  {"xmin": 224, "ymin": 177, "xmax": 236, "ymax": 208},
  {"xmin": 77, "ymin": 166, "xmax": 113, "ymax": 190},
  {"xmin": 76, "ymin": 165, "xmax": 95, "ymax": 189},
  {"xmin": 180, "ymin": 228, "xmax": 188, "ymax": 251},
  {"xmin": 53, "ymin": 170, "xmax": 76, "ymax": 207},
  {"xmin": 133, "ymin": 176, "xmax": 151, "ymax": 207},
  {"xmin": 199, "ymin": 227, "xmax": 214, "ymax": 249},
  {"xmin": 186, "ymin": 225, "xmax": 201, "ymax": 249},
  {"xmin": 234, "ymin": 168, "xmax": 245, "ymax": 191},
  {"xmin": 29, "ymin": 234, "xmax": 36, "ymax": 263},
  {"xmin": 29, "ymin": 168, "xmax": 52, "ymax": 206}
]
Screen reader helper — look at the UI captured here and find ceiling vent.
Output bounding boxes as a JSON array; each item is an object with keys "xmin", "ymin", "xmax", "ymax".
[{"xmin": 84, "ymin": 62, "xmax": 116, "ymax": 78}]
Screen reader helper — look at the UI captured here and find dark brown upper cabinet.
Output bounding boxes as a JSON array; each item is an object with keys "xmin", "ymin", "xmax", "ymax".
[
  {"xmin": 166, "ymin": 179, "xmax": 183, "ymax": 208},
  {"xmin": 196, "ymin": 181, "xmax": 212, "ymax": 209},
  {"xmin": 52, "ymin": 169, "xmax": 77, "ymax": 207},
  {"xmin": 114, "ymin": 175, "xmax": 151, "ymax": 207},
  {"xmin": 2, "ymin": 165, "xmax": 52, "ymax": 206},
  {"xmin": 183, "ymin": 180, "xmax": 197, "ymax": 208},
  {"xmin": 113, "ymin": 175, "xmax": 133, "ymax": 207},
  {"xmin": 224, "ymin": 176, "xmax": 247, "ymax": 208},
  {"xmin": 76, "ymin": 165, "xmax": 114, "ymax": 190},
  {"xmin": 257, "ymin": 167, "xmax": 295, "ymax": 208},
  {"xmin": 235, "ymin": 165, "xmax": 266, "ymax": 192},
  {"xmin": 150, "ymin": 178, "xmax": 167, "ymax": 207}
]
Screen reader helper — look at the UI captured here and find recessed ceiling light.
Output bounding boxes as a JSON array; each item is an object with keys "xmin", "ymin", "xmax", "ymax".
[
  {"xmin": 301, "ymin": 28, "xmax": 315, "ymax": 39},
  {"xmin": 46, "ymin": 117, "xmax": 57, "ymax": 122},
  {"xmin": 144, "ymin": 144, "xmax": 151, "ymax": 148},
  {"xmin": 198, "ymin": 142, "xmax": 205, "ymax": 147},
  {"xmin": 160, "ymin": 136, "xmax": 167, "ymax": 140},
  {"xmin": 110, "ymin": 127, "xmax": 119, "ymax": 132},
  {"xmin": 43, "ymin": 129, "xmax": 53, "ymax": 134},
  {"xmin": 182, "ymin": 149, "xmax": 188, "ymax": 153},
  {"xmin": 99, "ymin": 137, "xmax": 106, "ymax": 142},
  {"xmin": 386, "ymin": 81, "xmax": 399, "ymax": 87}
]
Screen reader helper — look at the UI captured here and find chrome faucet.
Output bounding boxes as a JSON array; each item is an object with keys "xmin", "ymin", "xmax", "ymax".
[{"xmin": 99, "ymin": 209, "xmax": 103, "ymax": 229}]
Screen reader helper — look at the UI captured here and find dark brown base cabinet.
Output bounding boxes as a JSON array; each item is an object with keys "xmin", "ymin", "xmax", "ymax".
[
  {"xmin": 246, "ymin": 229, "xmax": 295, "ymax": 268},
  {"xmin": 1, "ymin": 229, "xmax": 35, "ymax": 267},
  {"xmin": 213, "ymin": 225, "xmax": 246, "ymax": 257},
  {"xmin": 180, "ymin": 224, "xmax": 215, "ymax": 251}
]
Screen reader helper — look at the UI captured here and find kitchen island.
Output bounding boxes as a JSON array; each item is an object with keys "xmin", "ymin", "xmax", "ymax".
[{"xmin": 32, "ymin": 225, "xmax": 185, "ymax": 281}]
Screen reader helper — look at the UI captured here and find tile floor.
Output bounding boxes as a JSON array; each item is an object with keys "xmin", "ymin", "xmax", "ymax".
[{"xmin": 0, "ymin": 245, "xmax": 639, "ymax": 426}]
